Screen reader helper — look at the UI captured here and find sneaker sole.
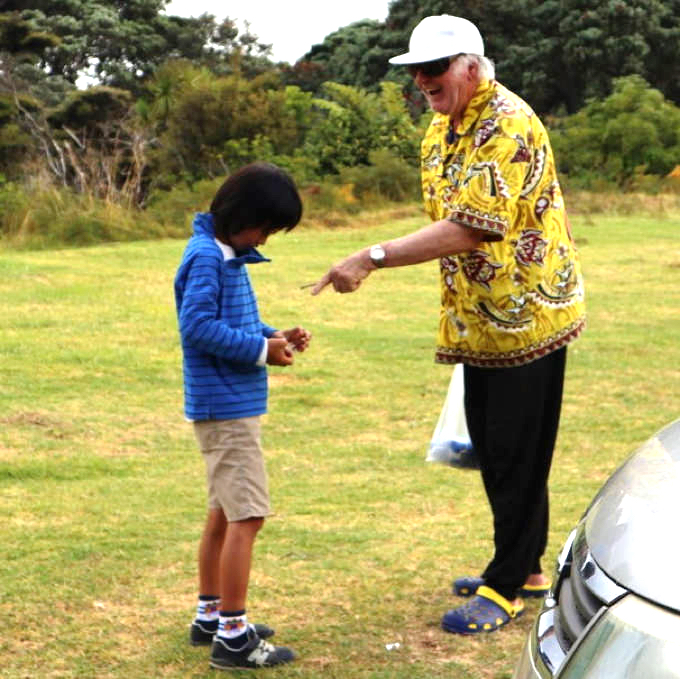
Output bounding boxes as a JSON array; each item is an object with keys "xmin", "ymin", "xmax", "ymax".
[
  {"xmin": 209, "ymin": 653, "xmax": 295, "ymax": 670},
  {"xmin": 210, "ymin": 659, "xmax": 259, "ymax": 670}
]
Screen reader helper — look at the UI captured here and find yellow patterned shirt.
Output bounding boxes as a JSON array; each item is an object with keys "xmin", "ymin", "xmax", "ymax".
[{"xmin": 421, "ymin": 79, "xmax": 586, "ymax": 367}]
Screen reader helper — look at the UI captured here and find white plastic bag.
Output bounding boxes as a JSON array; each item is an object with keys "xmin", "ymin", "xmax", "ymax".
[{"xmin": 427, "ymin": 364, "xmax": 477, "ymax": 468}]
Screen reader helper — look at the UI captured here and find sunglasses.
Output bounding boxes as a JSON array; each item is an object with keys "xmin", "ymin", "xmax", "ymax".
[{"xmin": 407, "ymin": 56, "xmax": 452, "ymax": 78}]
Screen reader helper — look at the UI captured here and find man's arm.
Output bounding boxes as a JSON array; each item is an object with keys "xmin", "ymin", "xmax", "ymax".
[{"xmin": 312, "ymin": 218, "xmax": 484, "ymax": 295}]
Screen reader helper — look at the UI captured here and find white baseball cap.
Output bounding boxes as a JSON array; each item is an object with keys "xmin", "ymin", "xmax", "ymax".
[{"xmin": 389, "ymin": 15, "xmax": 484, "ymax": 65}]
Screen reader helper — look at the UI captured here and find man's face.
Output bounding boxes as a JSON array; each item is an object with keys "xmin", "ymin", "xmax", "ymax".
[{"xmin": 412, "ymin": 56, "xmax": 477, "ymax": 119}]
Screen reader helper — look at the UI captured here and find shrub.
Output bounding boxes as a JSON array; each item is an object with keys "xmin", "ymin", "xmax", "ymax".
[
  {"xmin": 551, "ymin": 75, "xmax": 680, "ymax": 189},
  {"xmin": 338, "ymin": 149, "xmax": 421, "ymax": 203}
]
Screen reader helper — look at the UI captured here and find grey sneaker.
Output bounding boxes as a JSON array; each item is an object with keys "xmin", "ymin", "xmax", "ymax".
[{"xmin": 210, "ymin": 628, "xmax": 295, "ymax": 669}]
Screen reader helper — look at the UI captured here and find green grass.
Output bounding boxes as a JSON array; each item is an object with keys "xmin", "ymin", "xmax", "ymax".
[{"xmin": 1, "ymin": 209, "xmax": 679, "ymax": 678}]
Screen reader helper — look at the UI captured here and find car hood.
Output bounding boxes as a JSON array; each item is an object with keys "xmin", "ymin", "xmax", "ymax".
[{"xmin": 584, "ymin": 418, "xmax": 680, "ymax": 612}]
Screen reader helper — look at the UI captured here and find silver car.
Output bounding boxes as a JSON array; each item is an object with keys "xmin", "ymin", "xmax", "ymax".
[{"xmin": 514, "ymin": 418, "xmax": 680, "ymax": 679}]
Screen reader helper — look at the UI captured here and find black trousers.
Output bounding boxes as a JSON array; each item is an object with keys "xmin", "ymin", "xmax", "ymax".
[{"xmin": 463, "ymin": 347, "xmax": 566, "ymax": 600}]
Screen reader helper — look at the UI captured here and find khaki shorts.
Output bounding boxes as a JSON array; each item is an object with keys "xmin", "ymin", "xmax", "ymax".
[{"xmin": 193, "ymin": 417, "xmax": 270, "ymax": 521}]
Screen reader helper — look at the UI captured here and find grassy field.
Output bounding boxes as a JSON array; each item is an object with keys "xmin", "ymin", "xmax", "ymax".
[{"xmin": 1, "ymin": 207, "xmax": 679, "ymax": 678}]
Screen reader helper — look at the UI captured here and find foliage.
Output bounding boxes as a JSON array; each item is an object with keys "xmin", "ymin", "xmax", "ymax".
[
  {"xmin": 144, "ymin": 63, "xmax": 313, "ymax": 185},
  {"xmin": 0, "ymin": 11, "xmax": 59, "ymax": 59},
  {"xmin": 47, "ymin": 86, "xmax": 133, "ymax": 130},
  {"xmin": 550, "ymin": 76, "xmax": 680, "ymax": 188},
  {"xmin": 143, "ymin": 63, "xmax": 420, "ymax": 187},
  {"xmin": 304, "ymin": 81, "xmax": 420, "ymax": 176},
  {"xmin": 9, "ymin": 84, "xmax": 151, "ymax": 205},
  {"xmin": 510, "ymin": 0, "xmax": 680, "ymax": 115},
  {"xmin": 295, "ymin": 20, "xmax": 391, "ymax": 91},
  {"xmin": 0, "ymin": 98, "xmax": 34, "ymax": 179},
  {"xmin": 299, "ymin": 0, "xmax": 680, "ymax": 116},
  {"xmin": 2, "ymin": 0, "xmax": 680, "ymax": 240},
  {"xmin": 339, "ymin": 149, "xmax": 422, "ymax": 202},
  {"xmin": 0, "ymin": 12, "xmax": 67, "ymax": 177},
  {"xmin": 9, "ymin": 1, "xmax": 274, "ymax": 93},
  {"xmin": 305, "ymin": 82, "xmax": 380, "ymax": 174}
]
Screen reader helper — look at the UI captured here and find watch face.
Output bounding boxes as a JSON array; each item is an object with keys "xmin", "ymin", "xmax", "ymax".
[{"xmin": 371, "ymin": 245, "xmax": 386, "ymax": 266}]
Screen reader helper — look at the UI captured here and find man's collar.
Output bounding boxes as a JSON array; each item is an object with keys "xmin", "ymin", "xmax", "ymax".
[{"xmin": 453, "ymin": 78, "xmax": 494, "ymax": 137}]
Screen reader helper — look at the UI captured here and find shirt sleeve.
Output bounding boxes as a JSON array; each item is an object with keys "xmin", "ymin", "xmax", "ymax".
[
  {"xmin": 261, "ymin": 323, "xmax": 277, "ymax": 338},
  {"xmin": 177, "ymin": 250, "xmax": 265, "ymax": 365}
]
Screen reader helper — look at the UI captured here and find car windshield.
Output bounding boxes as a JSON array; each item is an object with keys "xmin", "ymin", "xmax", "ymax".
[{"xmin": 559, "ymin": 594, "xmax": 680, "ymax": 678}]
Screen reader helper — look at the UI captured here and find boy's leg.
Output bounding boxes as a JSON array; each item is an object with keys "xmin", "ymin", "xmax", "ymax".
[
  {"xmin": 193, "ymin": 418, "xmax": 295, "ymax": 666},
  {"xmin": 191, "ymin": 510, "xmax": 275, "ymax": 646},
  {"xmin": 219, "ymin": 517, "xmax": 264, "ymax": 611},
  {"xmin": 190, "ymin": 508, "xmax": 227, "ymax": 646},
  {"xmin": 211, "ymin": 516, "xmax": 296, "ymax": 668},
  {"xmin": 200, "ymin": 508, "xmax": 227, "ymax": 595}
]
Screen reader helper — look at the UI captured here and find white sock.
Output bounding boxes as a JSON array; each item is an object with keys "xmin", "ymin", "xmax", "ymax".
[
  {"xmin": 195, "ymin": 596, "xmax": 220, "ymax": 622},
  {"xmin": 217, "ymin": 611, "xmax": 249, "ymax": 643}
]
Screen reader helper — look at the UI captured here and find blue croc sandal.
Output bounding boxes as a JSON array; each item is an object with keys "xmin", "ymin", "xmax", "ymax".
[
  {"xmin": 453, "ymin": 575, "xmax": 485, "ymax": 597},
  {"xmin": 453, "ymin": 576, "xmax": 551, "ymax": 598},
  {"xmin": 441, "ymin": 585, "xmax": 524, "ymax": 635}
]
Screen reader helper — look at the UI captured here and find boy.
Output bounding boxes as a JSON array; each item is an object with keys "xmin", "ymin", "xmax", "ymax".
[{"xmin": 174, "ymin": 162, "xmax": 311, "ymax": 669}]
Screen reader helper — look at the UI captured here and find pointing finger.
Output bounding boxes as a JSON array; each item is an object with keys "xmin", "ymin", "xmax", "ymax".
[{"xmin": 311, "ymin": 272, "xmax": 331, "ymax": 296}]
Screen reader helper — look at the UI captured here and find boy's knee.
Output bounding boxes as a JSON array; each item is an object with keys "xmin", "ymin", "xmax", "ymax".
[
  {"xmin": 236, "ymin": 516, "xmax": 265, "ymax": 535},
  {"xmin": 205, "ymin": 508, "xmax": 227, "ymax": 536},
  {"xmin": 247, "ymin": 516, "xmax": 265, "ymax": 532}
]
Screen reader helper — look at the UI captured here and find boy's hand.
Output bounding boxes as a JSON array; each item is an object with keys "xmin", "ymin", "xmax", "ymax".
[
  {"xmin": 282, "ymin": 326, "xmax": 312, "ymax": 352},
  {"xmin": 267, "ymin": 337, "xmax": 294, "ymax": 366}
]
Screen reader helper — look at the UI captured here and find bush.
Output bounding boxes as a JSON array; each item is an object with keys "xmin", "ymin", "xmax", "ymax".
[
  {"xmin": 551, "ymin": 75, "xmax": 680, "ymax": 189},
  {"xmin": 338, "ymin": 149, "xmax": 421, "ymax": 203}
]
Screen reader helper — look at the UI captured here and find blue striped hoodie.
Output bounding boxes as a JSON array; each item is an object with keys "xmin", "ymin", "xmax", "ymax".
[{"xmin": 174, "ymin": 212, "xmax": 276, "ymax": 421}]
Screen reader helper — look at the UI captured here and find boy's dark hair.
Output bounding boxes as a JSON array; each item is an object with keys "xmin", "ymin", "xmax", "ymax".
[{"xmin": 210, "ymin": 162, "xmax": 303, "ymax": 240}]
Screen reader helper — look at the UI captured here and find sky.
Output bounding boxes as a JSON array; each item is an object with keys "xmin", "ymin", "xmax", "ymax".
[{"xmin": 163, "ymin": 0, "xmax": 391, "ymax": 64}]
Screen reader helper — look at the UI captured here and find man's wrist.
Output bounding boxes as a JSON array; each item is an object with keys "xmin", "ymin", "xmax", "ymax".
[{"xmin": 369, "ymin": 243, "xmax": 387, "ymax": 268}]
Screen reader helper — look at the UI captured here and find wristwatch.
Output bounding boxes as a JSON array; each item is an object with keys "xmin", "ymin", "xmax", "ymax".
[{"xmin": 369, "ymin": 244, "xmax": 386, "ymax": 268}]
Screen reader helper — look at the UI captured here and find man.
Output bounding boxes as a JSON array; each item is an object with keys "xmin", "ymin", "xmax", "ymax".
[{"xmin": 312, "ymin": 15, "xmax": 585, "ymax": 635}]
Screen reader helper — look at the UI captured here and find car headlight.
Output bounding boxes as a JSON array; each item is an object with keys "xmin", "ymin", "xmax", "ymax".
[{"xmin": 559, "ymin": 594, "xmax": 680, "ymax": 678}]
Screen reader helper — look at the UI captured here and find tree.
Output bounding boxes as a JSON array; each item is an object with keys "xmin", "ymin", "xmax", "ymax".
[
  {"xmin": 527, "ymin": 0, "xmax": 680, "ymax": 114},
  {"xmin": 550, "ymin": 75, "xmax": 680, "ymax": 186},
  {"xmin": 0, "ymin": 11, "xmax": 63, "ymax": 177},
  {"xmin": 383, "ymin": 0, "xmax": 680, "ymax": 114},
  {"xmin": 303, "ymin": 81, "xmax": 419, "ymax": 175},
  {"xmin": 294, "ymin": 0, "xmax": 680, "ymax": 116},
  {"xmin": 294, "ymin": 20, "xmax": 390, "ymax": 92},
  {"xmin": 5, "ymin": 1, "xmax": 275, "ymax": 93},
  {"xmin": 145, "ymin": 63, "xmax": 315, "ymax": 185}
]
